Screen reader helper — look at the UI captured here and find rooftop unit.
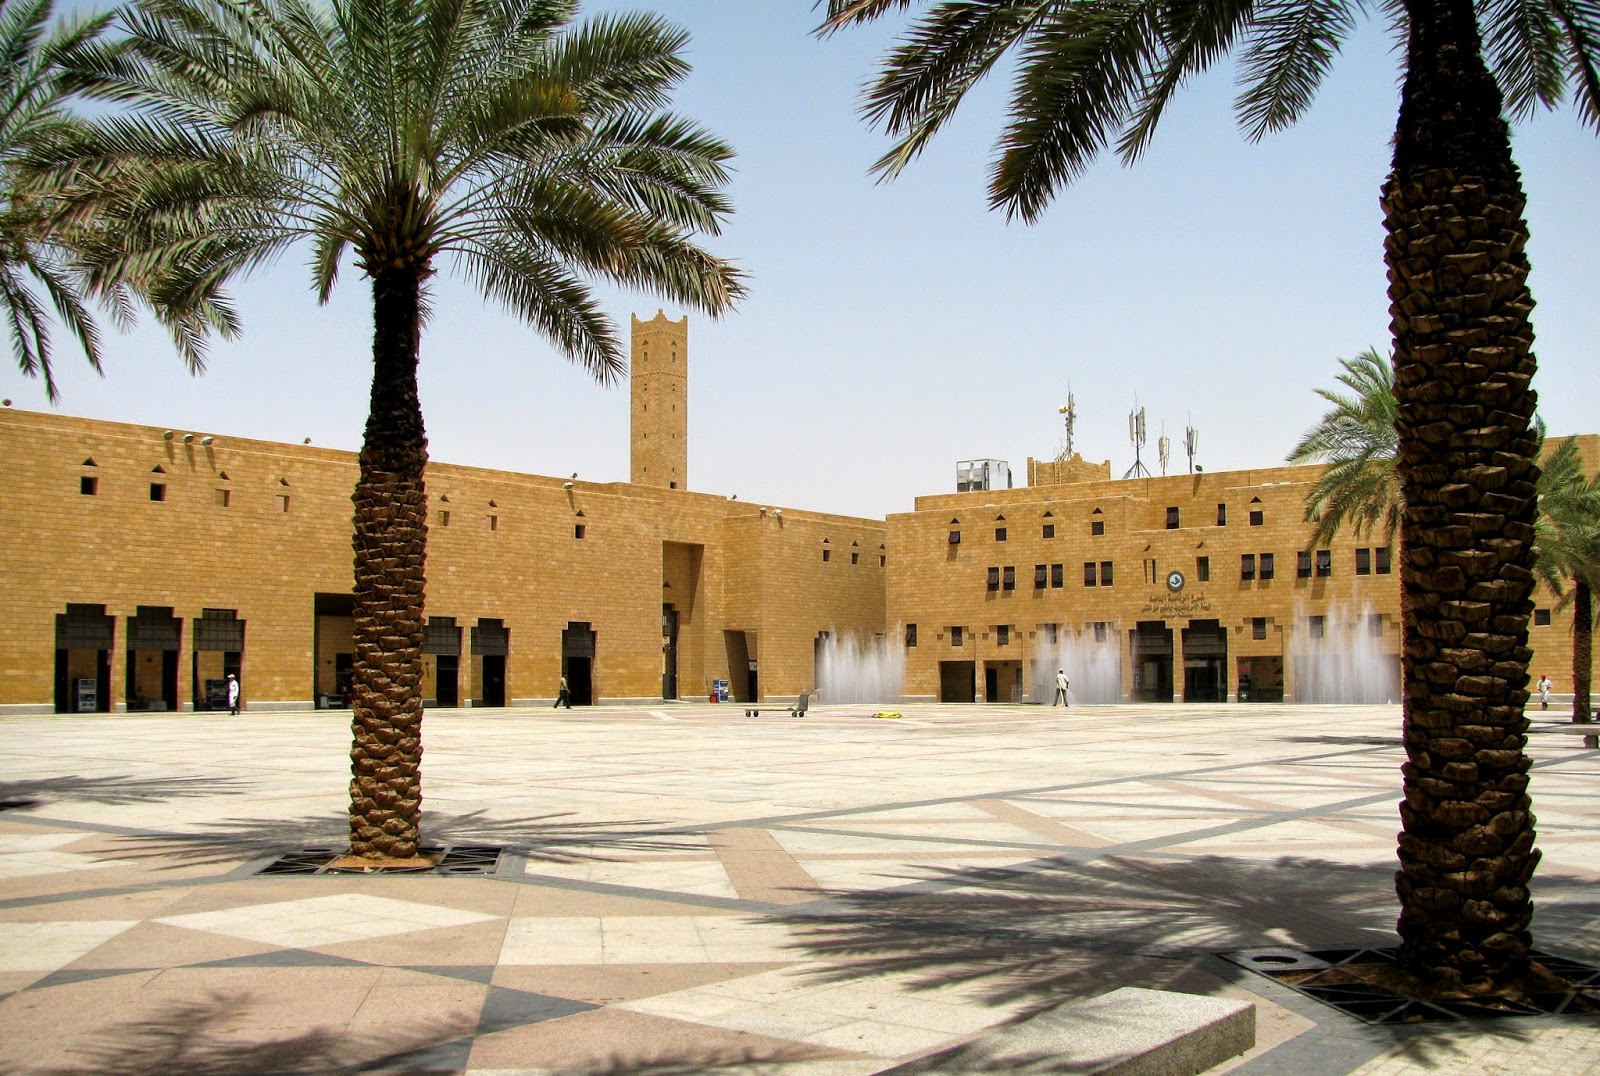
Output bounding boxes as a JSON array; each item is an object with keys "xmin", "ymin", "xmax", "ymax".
[{"xmin": 956, "ymin": 459, "xmax": 1011, "ymax": 493}]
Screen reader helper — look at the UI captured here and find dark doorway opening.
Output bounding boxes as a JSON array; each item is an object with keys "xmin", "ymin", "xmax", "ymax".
[
  {"xmin": 939, "ymin": 660, "xmax": 976, "ymax": 703},
  {"xmin": 193, "ymin": 608, "xmax": 245, "ymax": 710},
  {"xmin": 1132, "ymin": 620, "xmax": 1174, "ymax": 702},
  {"xmin": 55, "ymin": 604, "xmax": 113, "ymax": 713},
  {"xmin": 435, "ymin": 654, "xmax": 460, "ymax": 707},
  {"xmin": 481, "ymin": 654, "xmax": 506, "ymax": 707},
  {"xmin": 1182, "ymin": 619, "xmax": 1228, "ymax": 703},
  {"xmin": 314, "ymin": 593, "xmax": 356, "ymax": 707},
  {"xmin": 471, "ymin": 618, "xmax": 509, "ymax": 707},
  {"xmin": 662, "ymin": 605, "xmax": 679, "ymax": 700},
  {"xmin": 126, "ymin": 606, "xmax": 181, "ymax": 711},
  {"xmin": 563, "ymin": 622, "xmax": 596, "ymax": 705},
  {"xmin": 424, "ymin": 616, "xmax": 462, "ymax": 707}
]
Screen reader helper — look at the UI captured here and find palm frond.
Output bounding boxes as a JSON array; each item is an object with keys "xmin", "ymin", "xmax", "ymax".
[{"xmin": 1235, "ymin": 0, "xmax": 1358, "ymax": 139}]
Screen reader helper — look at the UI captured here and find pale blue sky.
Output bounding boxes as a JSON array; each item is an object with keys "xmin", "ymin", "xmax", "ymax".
[{"xmin": 7, "ymin": 1, "xmax": 1597, "ymax": 519}]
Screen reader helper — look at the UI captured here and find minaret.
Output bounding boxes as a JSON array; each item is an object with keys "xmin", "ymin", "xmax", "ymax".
[{"xmin": 630, "ymin": 310, "xmax": 688, "ymax": 490}]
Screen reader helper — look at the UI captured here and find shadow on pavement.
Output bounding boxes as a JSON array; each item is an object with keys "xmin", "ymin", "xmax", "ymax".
[{"xmin": 0, "ymin": 774, "xmax": 251, "ymax": 808}]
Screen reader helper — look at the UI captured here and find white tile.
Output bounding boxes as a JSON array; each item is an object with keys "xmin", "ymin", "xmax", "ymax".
[
  {"xmin": 0, "ymin": 920, "xmax": 139, "ymax": 972},
  {"xmin": 154, "ymin": 893, "xmax": 496, "ymax": 948}
]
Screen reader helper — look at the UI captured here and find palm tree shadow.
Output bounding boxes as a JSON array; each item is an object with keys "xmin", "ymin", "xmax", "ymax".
[
  {"xmin": 29, "ymin": 991, "xmax": 477, "ymax": 1075},
  {"xmin": 103, "ymin": 807, "xmax": 700, "ymax": 870},
  {"xmin": 0, "ymin": 774, "xmax": 251, "ymax": 809},
  {"xmin": 780, "ymin": 854, "xmax": 1402, "ymax": 1017}
]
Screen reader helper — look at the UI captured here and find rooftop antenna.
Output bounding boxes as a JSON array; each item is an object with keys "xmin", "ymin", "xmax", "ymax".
[
  {"xmin": 1122, "ymin": 402, "xmax": 1151, "ymax": 479},
  {"xmin": 1157, "ymin": 423, "xmax": 1171, "ymax": 476},
  {"xmin": 1055, "ymin": 385, "xmax": 1077, "ymax": 463},
  {"xmin": 1185, "ymin": 418, "xmax": 1199, "ymax": 474}
]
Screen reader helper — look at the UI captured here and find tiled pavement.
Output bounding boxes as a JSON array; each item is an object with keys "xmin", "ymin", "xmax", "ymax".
[{"xmin": 0, "ymin": 702, "xmax": 1595, "ymax": 1074}]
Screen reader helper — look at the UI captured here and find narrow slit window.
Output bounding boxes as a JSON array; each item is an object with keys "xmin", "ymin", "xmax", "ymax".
[
  {"xmin": 1100, "ymin": 561, "xmax": 1114, "ymax": 587},
  {"xmin": 275, "ymin": 494, "xmax": 289, "ymax": 513},
  {"xmin": 80, "ymin": 476, "xmax": 98, "ymax": 496}
]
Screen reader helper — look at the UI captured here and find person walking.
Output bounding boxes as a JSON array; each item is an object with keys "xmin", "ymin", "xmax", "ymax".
[
  {"xmin": 1536, "ymin": 673, "xmax": 1553, "ymax": 711},
  {"xmin": 1053, "ymin": 668, "xmax": 1070, "ymax": 707},
  {"xmin": 226, "ymin": 673, "xmax": 240, "ymax": 715},
  {"xmin": 554, "ymin": 674, "xmax": 572, "ymax": 709}
]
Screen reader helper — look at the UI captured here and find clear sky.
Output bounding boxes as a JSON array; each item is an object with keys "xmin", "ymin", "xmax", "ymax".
[{"xmin": 7, "ymin": 1, "xmax": 1597, "ymax": 520}]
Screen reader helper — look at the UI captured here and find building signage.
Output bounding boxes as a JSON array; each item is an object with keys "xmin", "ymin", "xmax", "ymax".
[{"xmin": 1140, "ymin": 591, "xmax": 1213, "ymax": 617}]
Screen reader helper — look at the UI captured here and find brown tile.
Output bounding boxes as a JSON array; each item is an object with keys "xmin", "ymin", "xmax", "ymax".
[
  {"xmin": 0, "ymin": 970, "xmax": 49, "ymax": 994},
  {"xmin": 0, "ymin": 886, "xmax": 193, "ymax": 922},
  {"xmin": 312, "ymin": 916, "xmax": 509, "ymax": 966},
  {"xmin": 342, "ymin": 967, "xmax": 486, "ymax": 1044},
  {"xmin": 0, "ymin": 970, "xmax": 165, "ymax": 1072},
  {"xmin": 490, "ymin": 961, "xmax": 795, "ymax": 1003},
  {"xmin": 466, "ymin": 1006, "xmax": 857, "ymax": 1070},
  {"xmin": 710, "ymin": 828, "xmax": 823, "ymax": 905},
  {"xmin": 61, "ymin": 920, "xmax": 279, "ymax": 969}
]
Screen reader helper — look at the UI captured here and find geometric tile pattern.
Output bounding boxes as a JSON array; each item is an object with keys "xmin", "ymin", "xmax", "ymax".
[{"xmin": 2, "ymin": 701, "xmax": 1598, "ymax": 1075}]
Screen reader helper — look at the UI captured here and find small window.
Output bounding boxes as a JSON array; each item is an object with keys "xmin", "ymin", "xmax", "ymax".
[
  {"xmin": 1100, "ymin": 561, "xmax": 1114, "ymax": 587},
  {"xmin": 487, "ymin": 513, "xmax": 497, "ymax": 531},
  {"xmin": 1369, "ymin": 613, "xmax": 1385, "ymax": 637},
  {"xmin": 822, "ymin": 548, "xmax": 831, "ymax": 562},
  {"xmin": 1298, "ymin": 551, "xmax": 1313, "ymax": 579},
  {"xmin": 1534, "ymin": 609, "xmax": 1551, "ymax": 626},
  {"xmin": 1002, "ymin": 566, "xmax": 1015, "ymax": 591},
  {"xmin": 1042, "ymin": 523, "xmax": 1055, "ymax": 539},
  {"xmin": 1044, "ymin": 622, "xmax": 1058, "ymax": 644},
  {"xmin": 950, "ymin": 626, "xmax": 964, "ymax": 647},
  {"xmin": 150, "ymin": 483, "xmax": 166, "ymax": 502},
  {"xmin": 1241, "ymin": 553, "xmax": 1256, "ymax": 581},
  {"xmin": 1196, "ymin": 556, "xmax": 1210, "ymax": 582},
  {"xmin": 216, "ymin": 489, "xmax": 230, "ymax": 508},
  {"xmin": 851, "ymin": 551, "xmax": 859, "ymax": 565},
  {"xmin": 995, "ymin": 526, "xmax": 1007, "ymax": 542},
  {"xmin": 1217, "ymin": 503, "xmax": 1227, "ymax": 526},
  {"xmin": 879, "ymin": 555, "xmax": 886, "ymax": 567},
  {"xmin": 1051, "ymin": 563, "xmax": 1063, "ymax": 588},
  {"xmin": 1252, "ymin": 617, "xmax": 1267, "ymax": 640},
  {"xmin": 575, "ymin": 524, "xmax": 586, "ymax": 540},
  {"xmin": 1249, "ymin": 509, "xmax": 1264, "ymax": 526},
  {"xmin": 1034, "ymin": 564, "xmax": 1047, "ymax": 589},
  {"xmin": 1084, "ymin": 561, "xmax": 1098, "ymax": 587},
  {"xmin": 1091, "ymin": 519, "xmax": 1105, "ymax": 536},
  {"xmin": 1260, "ymin": 552, "xmax": 1275, "ymax": 580},
  {"xmin": 440, "ymin": 509, "xmax": 450, "ymax": 527},
  {"xmin": 1316, "ymin": 549, "xmax": 1332, "ymax": 577},
  {"xmin": 906, "ymin": 623, "xmax": 918, "ymax": 647},
  {"xmin": 997, "ymin": 624, "xmax": 1010, "ymax": 646},
  {"xmin": 948, "ymin": 530, "xmax": 961, "ymax": 545},
  {"xmin": 80, "ymin": 476, "xmax": 98, "ymax": 496},
  {"xmin": 1308, "ymin": 615, "xmax": 1327, "ymax": 639},
  {"xmin": 1356, "ymin": 547, "xmax": 1372, "ymax": 575},
  {"xmin": 1375, "ymin": 547, "xmax": 1392, "ymax": 574},
  {"xmin": 1093, "ymin": 621, "xmax": 1109, "ymax": 643},
  {"xmin": 275, "ymin": 494, "xmax": 289, "ymax": 513},
  {"xmin": 1166, "ymin": 507, "xmax": 1179, "ymax": 529},
  {"xmin": 987, "ymin": 566, "xmax": 1000, "ymax": 591}
]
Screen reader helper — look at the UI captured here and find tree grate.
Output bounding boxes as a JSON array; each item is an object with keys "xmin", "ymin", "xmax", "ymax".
[
  {"xmin": 1220, "ymin": 946, "xmax": 1600, "ymax": 1024},
  {"xmin": 256, "ymin": 843, "xmax": 507, "ymax": 877}
]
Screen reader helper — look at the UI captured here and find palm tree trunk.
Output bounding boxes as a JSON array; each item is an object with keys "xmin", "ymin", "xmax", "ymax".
[
  {"xmin": 348, "ymin": 266, "xmax": 429, "ymax": 860},
  {"xmin": 1574, "ymin": 582, "xmax": 1593, "ymax": 723},
  {"xmin": 1384, "ymin": 0, "xmax": 1542, "ymax": 992}
]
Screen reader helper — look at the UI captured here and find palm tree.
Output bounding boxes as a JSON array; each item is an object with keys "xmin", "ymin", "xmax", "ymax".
[
  {"xmin": 1533, "ymin": 436, "xmax": 1600, "ymax": 724},
  {"xmin": 0, "ymin": 0, "xmax": 116, "ymax": 401},
  {"xmin": 1287, "ymin": 348, "xmax": 1400, "ymax": 549},
  {"xmin": 43, "ymin": 0, "xmax": 744, "ymax": 861},
  {"xmin": 819, "ymin": 0, "xmax": 1600, "ymax": 993}
]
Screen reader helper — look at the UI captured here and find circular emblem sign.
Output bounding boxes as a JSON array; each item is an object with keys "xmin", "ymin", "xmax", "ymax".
[{"xmin": 1166, "ymin": 570, "xmax": 1185, "ymax": 592}]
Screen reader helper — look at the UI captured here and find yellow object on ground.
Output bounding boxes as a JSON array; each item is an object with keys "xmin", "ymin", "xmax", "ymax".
[{"xmin": 873, "ymin": 711, "xmax": 903, "ymax": 719}]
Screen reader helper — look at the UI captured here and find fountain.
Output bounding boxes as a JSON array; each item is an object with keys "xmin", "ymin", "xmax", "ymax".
[
  {"xmin": 1290, "ymin": 604, "xmax": 1401, "ymax": 703},
  {"xmin": 1030, "ymin": 629, "xmax": 1124, "ymax": 704},
  {"xmin": 814, "ymin": 631, "xmax": 905, "ymax": 704}
]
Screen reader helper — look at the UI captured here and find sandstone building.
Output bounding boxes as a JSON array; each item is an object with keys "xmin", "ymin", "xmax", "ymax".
[{"xmin": 1, "ymin": 312, "xmax": 1590, "ymax": 713}]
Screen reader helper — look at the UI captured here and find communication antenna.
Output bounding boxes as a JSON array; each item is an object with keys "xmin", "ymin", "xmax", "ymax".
[
  {"xmin": 1122, "ymin": 403, "xmax": 1151, "ymax": 479},
  {"xmin": 1055, "ymin": 386, "xmax": 1077, "ymax": 463},
  {"xmin": 1184, "ymin": 419, "xmax": 1199, "ymax": 474},
  {"xmin": 1157, "ymin": 424, "xmax": 1171, "ymax": 476}
]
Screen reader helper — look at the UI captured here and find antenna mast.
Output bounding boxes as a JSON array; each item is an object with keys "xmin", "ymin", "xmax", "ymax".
[
  {"xmin": 1185, "ymin": 419, "xmax": 1199, "ymax": 474},
  {"xmin": 1122, "ymin": 403, "xmax": 1151, "ymax": 479},
  {"xmin": 1158, "ymin": 424, "xmax": 1171, "ymax": 476},
  {"xmin": 1055, "ymin": 386, "xmax": 1076, "ymax": 463}
]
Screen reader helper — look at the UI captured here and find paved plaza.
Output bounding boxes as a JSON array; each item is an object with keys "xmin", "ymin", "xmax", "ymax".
[{"xmin": 1, "ymin": 701, "xmax": 1596, "ymax": 1074}]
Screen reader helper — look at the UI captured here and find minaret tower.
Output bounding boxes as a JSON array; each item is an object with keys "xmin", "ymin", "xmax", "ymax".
[{"xmin": 630, "ymin": 310, "xmax": 688, "ymax": 489}]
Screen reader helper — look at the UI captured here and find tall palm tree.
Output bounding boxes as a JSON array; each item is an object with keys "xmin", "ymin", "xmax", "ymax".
[
  {"xmin": 819, "ymin": 0, "xmax": 1600, "ymax": 993},
  {"xmin": 1287, "ymin": 348, "xmax": 1400, "ymax": 549},
  {"xmin": 1533, "ymin": 436, "xmax": 1600, "ymax": 724},
  {"xmin": 43, "ymin": 0, "xmax": 744, "ymax": 861},
  {"xmin": 0, "ymin": 0, "xmax": 116, "ymax": 401}
]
